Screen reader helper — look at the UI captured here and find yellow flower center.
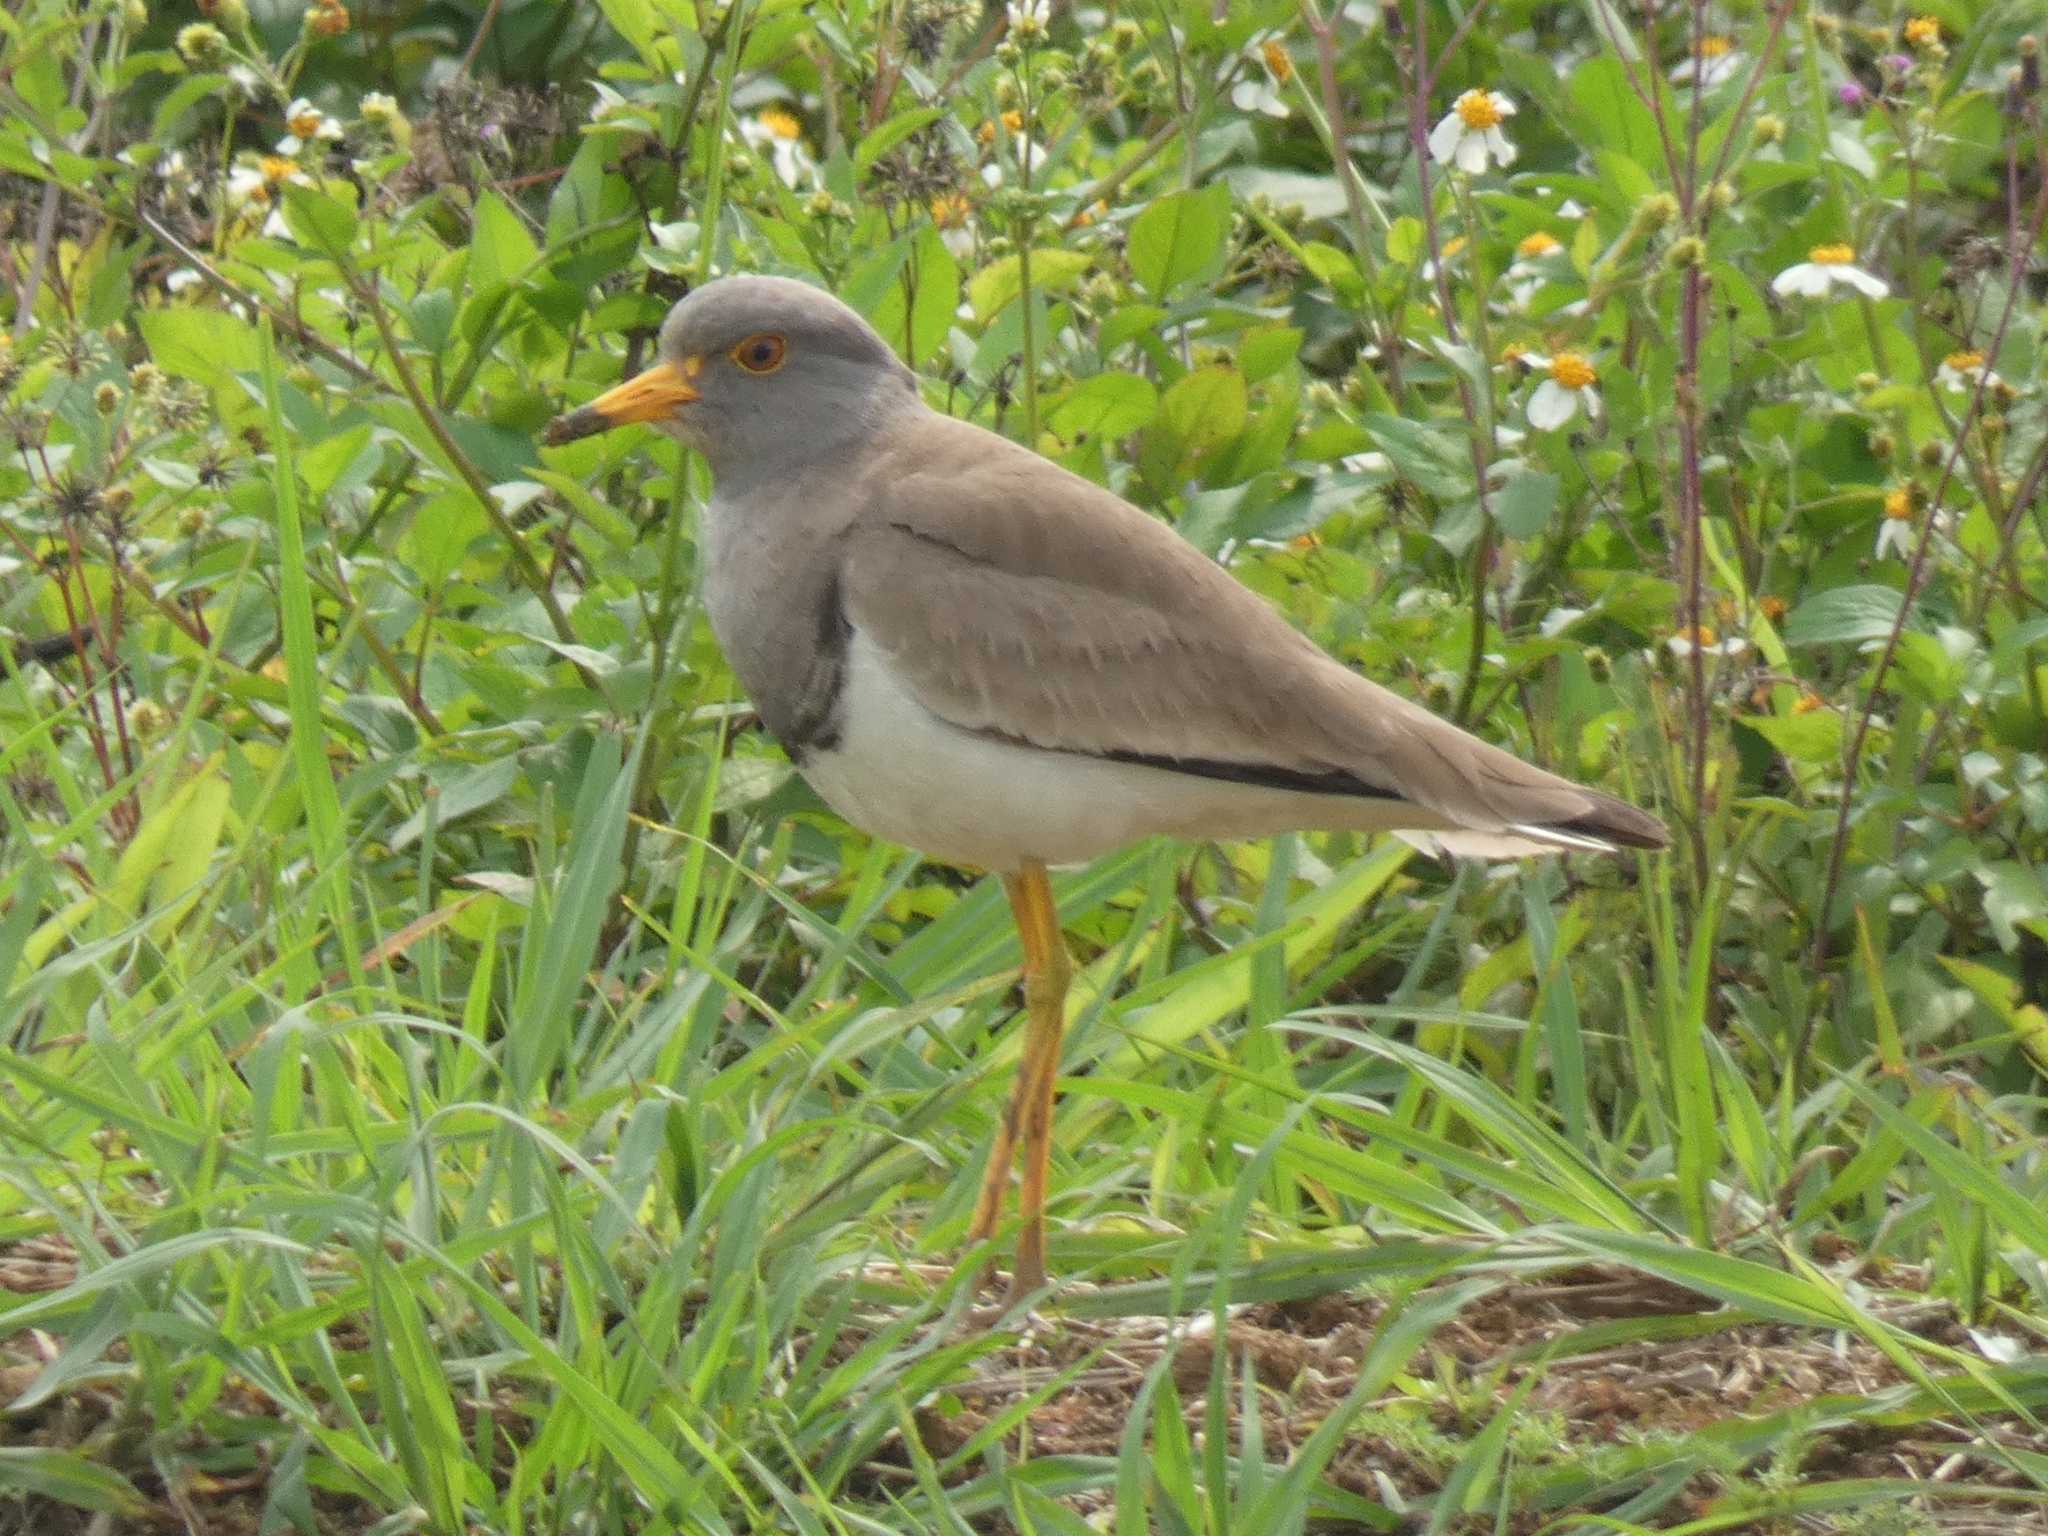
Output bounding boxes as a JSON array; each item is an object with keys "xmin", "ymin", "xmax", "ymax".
[
  {"xmin": 1499, "ymin": 342, "xmax": 1529, "ymax": 365},
  {"xmin": 1516, "ymin": 231, "xmax": 1561, "ymax": 257},
  {"xmin": 758, "ymin": 107, "xmax": 802, "ymax": 141},
  {"xmin": 1682, "ymin": 624, "xmax": 1717, "ymax": 647},
  {"xmin": 1883, "ymin": 487, "xmax": 1915, "ymax": 520},
  {"xmin": 1699, "ymin": 35, "xmax": 1733, "ymax": 57},
  {"xmin": 1903, "ymin": 15, "xmax": 1940, "ymax": 46},
  {"xmin": 1942, "ymin": 349, "xmax": 1984, "ymax": 372},
  {"xmin": 289, "ymin": 110, "xmax": 324, "ymax": 139},
  {"xmin": 1261, "ymin": 38, "xmax": 1294, "ymax": 82},
  {"xmin": 1439, "ymin": 234, "xmax": 1467, "ymax": 261},
  {"xmin": 260, "ymin": 154, "xmax": 298, "ymax": 182},
  {"xmin": 1792, "ymin": 692, "xmax": 1824, "ymax": 716},
  {"xmin": 1549, "ymin": 352, "xmax": 1597, "ymax": 390},
  {"xmin": 977, "ymin": 110, "xmax": 1026, "ymax": 145},
  {"xmin": 1759, "ymin": 595, "xmax": 1787, "ymax": 621},
  {"xmin": 930, "ymin": 192, "xmax": 971, "ymax": 228},
  {"xmin": 1453, "ymin": 90, "xmax": 1505, "ymax": 130},
  {"xmin": 1807, "ymin": 243, "xmax": 1855, "ymax": 265}
]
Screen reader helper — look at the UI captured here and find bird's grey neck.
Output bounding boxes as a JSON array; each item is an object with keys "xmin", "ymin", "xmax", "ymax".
[{"xmin": 703, "ymin": 390, "xmax": 921, "ymax": 505}]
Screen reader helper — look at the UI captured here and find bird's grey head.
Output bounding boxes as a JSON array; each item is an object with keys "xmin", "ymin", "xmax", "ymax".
[{"xmin": 544, "ymin": 274, "xmax": 919, "ymax": 480}]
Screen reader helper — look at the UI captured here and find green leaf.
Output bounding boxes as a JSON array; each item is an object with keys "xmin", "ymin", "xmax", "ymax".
[
  {"xmin": 390, "ymin": 758, "xmax": 522, "ymax": 852},
  {"xmin": 1784, "ymin": 584, "xmax": 1908, "ymax": 647},
  {"xmin": 137, "ymin": 308, "xmax": 262, "ymax": 394},
  {"xmin": 280, "ymin": 179, "xmax": 358, "ymax": 255},
  {"xmin": 1892, "ymin": 630, "xmax": 1963, "ymax": 702},
  {"xmin": 401, "ymin": 489, "xmax": 491, "ymax": 589},
  {"xmin": 1155, "ymin": 365, "xmax": 1247, "ymax": 462},
  {"xmin": 1977, "ymin": 863, "xmax": 2048, "ymax": 953},
  {"xmin": 471, "ymin": 190, "xmax": 540, "ymax": 294},
  {"xmin": 840, "ymin": 236, "xmax": 912, "ymax": 320},
  {"xmin": 1237, "ymin": 325, "xmax": 1303, "ymax": 383},
  {"xmin": 1301, "ymin": 241, "xmax": 1364, "ymax": 306},
  {"xmin": 868, "ymin": 226, "xmax": 960, "ymax": 367},
  {"xmin": 855, "ymin": 106, "xmax": 945, "ymax": 171},
  {"xmin": 1126, "ymin": 183, "xmax": 1231, "ymax": 297},
  {"xmin": 1360, "ymin": 412, "xmax": 1473, "ymax": 501},
  {"xmin": 1494, "ymin": 467, "xmax": 1558, "ymax": 537},
  {"xmin": 0, "ymin": 1448, "xmax": 149, "ymax": 1517},
  {"xmin": 965, "ymin": 248, "xmax": 1092, "ymax": 321},
  {"xmin": 1740, "ymin": 710, "xmax": 1844, "ymax": 764},
  {"xmin": 1050, "ymin": 373, "xmax": 1158, "ymax": 442},
  {"xmin": 1384, "ymin": 217, "xmax": 1424, "ymax": 266},
  {"xmin": 1566, "ymin": 55, "xmax": 1663, "ymax": 162}
]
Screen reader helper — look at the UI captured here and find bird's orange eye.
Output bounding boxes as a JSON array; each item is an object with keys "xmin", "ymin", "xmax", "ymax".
[{"xmin": 732, "ymin": 334, "xmax": 787, "ymax": 374}]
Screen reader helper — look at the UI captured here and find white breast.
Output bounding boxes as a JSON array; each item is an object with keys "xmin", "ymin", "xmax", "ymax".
[{"xmin": 796, "ymin": 630, "xmax": 1448, "ymax": 872}]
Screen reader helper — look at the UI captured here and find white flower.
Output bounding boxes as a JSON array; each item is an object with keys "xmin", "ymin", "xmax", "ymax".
[
  {"xmin": 1667, "ymin": 626, "xmax": 1749, "ymax": 659},
  {"xmin": 1772, "ymin": 243, "xmax": 1888, "ymax": 300},
  {"xmin": 1428, "ymin": 89, "xmax": 1516, "ymax": 174},
  {"xmin": 278, "ymin": 98, "xmax": 344, "ymax": 154},
  {"xmin": 1934, "ymin": 349, "xmax": 1999, "ymax": 393},
  {"xmin": 930, "ymin": 191, "xmax": 975, "ymax": 258},
  {"xmin": 739, "ymin": 106, "xmax": 815, "ymax": 189},
  {"xmin": 1231, "ymin": 34, "xmax": 1294, "ymax": 118},
  {"xmin": 1005, "ymin": 0, "xmax": 1050, "ymax": 41},
  {"xmin": 588, "ymin": 82, "xmax": 633, "ymax": 124},
  {"xmin": 225, "ymin": 153, "xmax": 310, "ymax": 239},
  {"xmin": 1521, "ymin": 351, "xmax": 1602, "ymax": 430},
  {"xmin": 1873, "ymin": 486, "xmax": 1949, "ymax": 559},
  {"xmin": 1671, "ymin": 36, "xmax": 1743, "ymax": 87}
]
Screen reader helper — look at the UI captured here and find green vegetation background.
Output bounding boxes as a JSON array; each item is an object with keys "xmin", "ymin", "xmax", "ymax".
[{"xmin": 0, "ymin": 0, "xmax": 2045, "ymax": 1529}]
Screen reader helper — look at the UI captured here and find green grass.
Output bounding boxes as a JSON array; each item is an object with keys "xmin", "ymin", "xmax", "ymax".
[{"xmin": 2, "ymin": 0, "xmax": 2046, "ymax": 1529}]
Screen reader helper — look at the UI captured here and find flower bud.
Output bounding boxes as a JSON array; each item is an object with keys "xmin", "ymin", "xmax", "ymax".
[
  {"xmin": 176, "ymin": 22, "xmax": 227, "ymax": 64},
  {"xmin": 1664, "ymin": 235, "xmax": 1706, "ymax": 270},
  {"xmin": 128, "ymin": 700, "xmax": 171, "ymax": 740},
  {"xmin": 1633, "ymin": 192, "xmax": 1680, "ymax": 233}
]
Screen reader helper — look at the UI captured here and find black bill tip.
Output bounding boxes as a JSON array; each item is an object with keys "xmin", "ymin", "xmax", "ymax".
[{"xmin": 543, "ymin": 407, "xmax": 611, "ymax": 447}]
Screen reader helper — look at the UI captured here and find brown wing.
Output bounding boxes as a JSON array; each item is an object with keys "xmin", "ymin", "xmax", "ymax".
[{"xmin": 842, "ymin": 414, "xmax": 1666, "ymax": 849}]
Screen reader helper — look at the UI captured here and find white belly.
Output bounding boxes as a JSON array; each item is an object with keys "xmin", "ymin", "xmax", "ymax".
[{"xmin": 799, "ymin": 631, "xmax": 1448, "ymax": 871}]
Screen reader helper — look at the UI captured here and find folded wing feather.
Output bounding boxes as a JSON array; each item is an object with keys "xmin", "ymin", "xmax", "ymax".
[{"xmin": 843, "ymin": 414, "xmax": 1666, "ymax": 852}]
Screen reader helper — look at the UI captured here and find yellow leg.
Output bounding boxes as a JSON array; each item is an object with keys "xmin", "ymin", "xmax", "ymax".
[{"xmin": 963, "ymin": 863, "xmax": 1072, "ymax": 1295}]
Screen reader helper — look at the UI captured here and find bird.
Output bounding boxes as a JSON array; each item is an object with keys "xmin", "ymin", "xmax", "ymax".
[{"xmin": 545, "ymin": 273, "xmax": 1667, "ymax": 1298}]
